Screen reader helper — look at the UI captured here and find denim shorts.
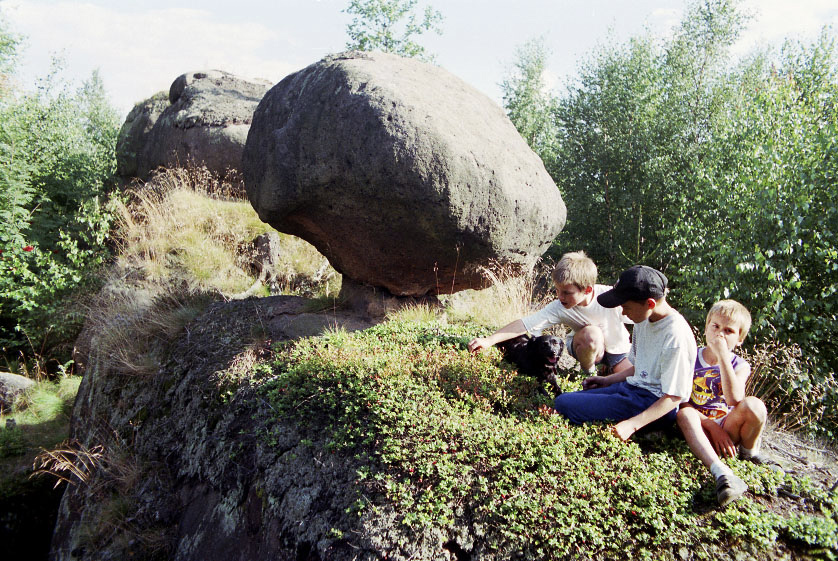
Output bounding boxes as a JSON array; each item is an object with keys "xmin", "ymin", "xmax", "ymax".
[
  {"xmin": 566, "ymin": 334, "xmax": 629, "ymax": 367},
  {"xmin": 554, "ymin": 381, "xmax": 678, "ymax": 425}
]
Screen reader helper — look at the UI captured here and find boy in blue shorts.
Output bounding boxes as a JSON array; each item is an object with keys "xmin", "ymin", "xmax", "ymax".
[
  {"xmin": 677, "ymin": 300, "xmax": 775, "ymax": 507},
  {"xmin": 553, "ymin": 265, "xmax": 697, "ymax": 441}
]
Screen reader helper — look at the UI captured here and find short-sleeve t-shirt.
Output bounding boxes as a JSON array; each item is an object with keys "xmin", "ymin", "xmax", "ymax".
[
  {"xmin": 626, "ymin": 311, "xmax": 696, "ymax": 401},
  {"xmin": 521, "ymin": 284, "xmax": 631, "ymax": 355},
  {"xmin": 687, "ymin": 347, "xmax": 752, "ymax": 419}
]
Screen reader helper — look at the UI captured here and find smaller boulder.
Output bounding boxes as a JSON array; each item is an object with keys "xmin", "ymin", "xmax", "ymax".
[
  {"xmin": 0, "ymin": 371, "xmax": 35, "ymax": 412},
  {"xmin": 115, "ymin": 91, "xmax": 169, "ymax": 178},
  {"xmin": 117, "ymin": 70, "xmax": 271, "ymax": 182}
]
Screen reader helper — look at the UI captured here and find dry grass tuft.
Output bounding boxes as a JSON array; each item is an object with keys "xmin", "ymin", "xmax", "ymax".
[
  {"xmin": 32, "ymin": 441, "xmax": 106, "ymax": 488},
  {"xmin": 444, "ymin": 260, "xmax": 554, "ymax": 328},
  {"xmin": 115, "ymin": 175, "xmax": 269, "ymax": 295},
  {"xmin": 81, "ymin": 285, "xmax": 209, "ymax": 377},
  {"xmin": 385, "ymin": 302, "xmax": 441, "ymax": 324},
  {"xmin": 115, "ymin": 166, "xmax": 338, "ymax": 299},
  {"xmin": 741, "ymin": 340, "xmax": 838, "ymax": 434},
  {"xmin": 33, "ymin": 433, "xmax": 173, "ymax": 556},
  {"xmin": 80, "ymin": 166, "xmax": 342, "ymax": 378}
]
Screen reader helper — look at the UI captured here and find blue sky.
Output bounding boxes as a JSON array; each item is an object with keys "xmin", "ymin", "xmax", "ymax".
[{"xmin": 1, "ymin": 0, "xmax": 836, "ymax": 118}]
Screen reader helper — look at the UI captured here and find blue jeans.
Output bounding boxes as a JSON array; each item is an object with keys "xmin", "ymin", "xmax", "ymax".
[{"xmin": 553, "ymin": 381, "xmax": 677, "ymax": 425}]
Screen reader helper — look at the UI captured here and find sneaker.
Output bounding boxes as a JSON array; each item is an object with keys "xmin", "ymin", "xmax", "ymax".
[
  {"xmin": 716, "ymin": 473, "xmax": 748, "ymax": 507},
  {"xmin": 740, "ymin": 452, "xmax": 783, "ymax": 471}
]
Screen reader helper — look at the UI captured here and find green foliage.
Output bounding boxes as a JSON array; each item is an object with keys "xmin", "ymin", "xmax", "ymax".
[
  {"xmin": 0, "ymin": 25, "xmax": 120, "ymax": 358},
  {"xmin": 784, "ymin": 512, "xmax": 838, "ymax": 551},
  {"xmin": 713, "ymin": 498, "xmax": 782, "ymax": 548},
  {"xmin": 256, "ymin": 317, "xmax": 837, "ymax": 558},
  {"xmin": 553, "ymin": 0, "xmax": 745, "ymax": 275},
  {"xmin": 501, "ymin": 36, "xmax": 558, "ymax": 165},
  {"xmin": 0, "ymin": 17, "xmax": 19, "ymax": 92},
  {"xmin": 0, "ymin": 424, "xmax": 26, "ymax": 458},
  {"xmin": 343, "ymin": 0, "xmax": 443, "ymax": 61},
  {"xmin": 671, "ymin": 33, "xmax": 838, "ymax": 427}
]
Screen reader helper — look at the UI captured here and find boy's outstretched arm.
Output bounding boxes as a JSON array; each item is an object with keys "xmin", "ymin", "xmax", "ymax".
[
  {"xmin": 611, "ymin": 394, "xmax": 682, "ymax": 440},
  {"xmin": 582, "ymin": 365, "xmax": 634, "ymax": 390},
  {"xmin": 467, "ymin": 319, "xmax": 527, "ymax": 354}
]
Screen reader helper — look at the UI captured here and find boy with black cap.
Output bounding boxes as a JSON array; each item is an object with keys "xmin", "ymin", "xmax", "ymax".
[{"xmin": 553, "ymin": 265, "xmax": 697, "ymax": 442}]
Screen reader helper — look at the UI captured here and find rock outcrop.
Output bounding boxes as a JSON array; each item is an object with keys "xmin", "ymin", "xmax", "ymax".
[
  {"xmin": 243, "ymin": 51, "xmax": 565, "ymax": 297},
  {"xmin": 50, "ymin": 297, "xmax": 461, "ymax": 561},
  {"xmin": 117, "ymin": 70, "xmax": 271, "ymax": 181}
]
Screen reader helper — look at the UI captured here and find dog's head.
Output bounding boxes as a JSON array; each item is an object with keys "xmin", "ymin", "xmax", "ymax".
[{"xmin": 530, "ymin": 335, "xmax": 564, "ymax": 366}]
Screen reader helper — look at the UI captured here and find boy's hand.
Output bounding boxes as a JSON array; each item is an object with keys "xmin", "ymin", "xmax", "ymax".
[
  {"xmin": 704, "ymin": 421, "xmax": 737, "ymax": 458},
  {"xmin": 467, "ymin": 337, "xmax": 490, "ymax": 354},
  {"xmin": 582, "ymin": 375, "xmax": 610, "ymax": 390},
  {"xmin": 611, "ymin": 421, "xmax": 635, "ymax": 441},
  {"xmin": 707, "ymin": 333, "xmax": 732, "ymax": 362}
]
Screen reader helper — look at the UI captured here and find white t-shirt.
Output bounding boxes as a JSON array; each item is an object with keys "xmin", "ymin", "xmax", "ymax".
[
  {"xmin": 521, "ymin": 284, "xmax": 632, "ymax": 355},
  {"xmin": 626, "ymin": 311, "xmax": 697, "ymax": 401}
]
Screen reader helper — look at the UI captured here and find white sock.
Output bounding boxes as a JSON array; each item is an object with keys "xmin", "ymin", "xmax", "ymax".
[
  {"xmin": 710, "ymin": 460, "xmax": 733, "ymax": 479},
  {"xmin": 740, "ymin": 446, "xmax": 759, "ymax": 458}
]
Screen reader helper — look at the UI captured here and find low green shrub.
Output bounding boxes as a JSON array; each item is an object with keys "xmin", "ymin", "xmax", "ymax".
[{"xmin": 255, "ymin": 317, "xmax": 837, "ymax": 558}]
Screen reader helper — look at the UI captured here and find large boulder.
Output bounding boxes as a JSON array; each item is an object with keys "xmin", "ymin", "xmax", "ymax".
[
  {"xmin": 243, "ymin": 51, "xmax": 565, "ymax": 297},
  {"xmin": 118, "ymin": 70, "xmax": 271, "ymax": 181}
]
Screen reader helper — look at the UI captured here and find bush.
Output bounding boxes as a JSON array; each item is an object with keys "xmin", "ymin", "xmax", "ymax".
[{"xmin": 0, "ymin": 39, "xmax": 121, "ymax": 360}]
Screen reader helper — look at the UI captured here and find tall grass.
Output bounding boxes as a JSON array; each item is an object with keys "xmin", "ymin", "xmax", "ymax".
[
  {"xmin": 444, "ymin": 260, "xmax": 554, "ymax": 328},
  {"xmin": 115, "ymin": 178, "xmax": 270, "ymax": 295},
  {"xmin": 77, "ymin": 166, "xmax": 341, "ymax": 378},
  {"xmin": 741, "ymin": 340, "xmax": 838, "ymax": 435},
  {"xmin": 115, "ymin": 167, "xmax": 338, "ymax": 299}
]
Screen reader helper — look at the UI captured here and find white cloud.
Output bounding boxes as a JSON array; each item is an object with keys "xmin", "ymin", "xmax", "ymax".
[
  {"xmin": 738, "ymin": 0, "xmax": 838, "ymax": 53},
  {"xmin": 1, "ymin": 1, "xmax": 302, "ymax": 116}
]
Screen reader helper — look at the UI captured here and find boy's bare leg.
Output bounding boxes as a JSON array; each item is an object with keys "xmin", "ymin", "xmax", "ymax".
[
  {"xmin": 677, "ymin": 407, "xmax": 721, "ymax": 468},
  {"xmin": 720, "ymin": 396, "xmax": 768, "ymax": 451},
  {"xmin": 573, "ymin": 325, "xmax": 605, "ymax": 372},
  {"xmin": 677, "ymin": 407, "xmax": 748, "ymax": 506}
]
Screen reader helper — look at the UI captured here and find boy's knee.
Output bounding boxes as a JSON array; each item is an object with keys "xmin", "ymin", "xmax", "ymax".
[
  {"xmin": 676, "ymin": 406, "xmax": 701, "ymax": 428},
  {"xmin": 739, "ymin": 396, "xmax": 767, "ymax": 424},
  {"xmin": 554, "ymin": 394, "xmax": 569, "ymax": 415},
  {"xmin": 574, "ymin": 325, "xmax": 604, "ymax": 353},
  {"xmin": 553, "ymin": 394, "xmax": 582, "ymax": 424}
]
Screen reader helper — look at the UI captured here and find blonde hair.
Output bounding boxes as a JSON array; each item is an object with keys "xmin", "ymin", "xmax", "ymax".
[
  {"xmin": 706, "ymin": 299, "xmax": 752, "ymax": 342},
  {"xmin": 552, "ymin": 251, "xmax": 597, "ymax": 289}
]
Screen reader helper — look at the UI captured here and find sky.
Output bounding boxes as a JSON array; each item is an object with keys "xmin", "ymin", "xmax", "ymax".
[{"xmin": 0, "ymin": 0, "xmax": 836, "ymax": 119}]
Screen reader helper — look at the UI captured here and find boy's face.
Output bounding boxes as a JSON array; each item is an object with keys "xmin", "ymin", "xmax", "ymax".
[
  {"xmin": 555, "ymin": 283, "xmax": 591, "ymax": 308},
  {"xmin": 705, "ymin": 314, "xmax": 742, "ymax": 351},
  {"xmin": 620, "ymin": 299, "xmax": 654, "ymax": 323}
]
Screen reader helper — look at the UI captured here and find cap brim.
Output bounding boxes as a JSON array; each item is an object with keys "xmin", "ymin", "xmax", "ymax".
[{"xmin": 597, "ymin": 289, "xmax": 627, "ymax": 309}]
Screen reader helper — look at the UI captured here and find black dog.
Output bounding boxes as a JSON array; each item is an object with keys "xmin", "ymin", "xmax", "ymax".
[{"xmin": 497, "ymin": 334, "xmax": 564, "ymax": 397}]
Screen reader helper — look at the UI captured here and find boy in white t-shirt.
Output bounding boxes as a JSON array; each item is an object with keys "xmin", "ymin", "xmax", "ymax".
[
  {"xmin": 467, "ymin": 251, "xmax": 632, "ymax": 376},
  {"xmin": 554, "ymin": 265, "xmax": 697, "ymax": 440}
]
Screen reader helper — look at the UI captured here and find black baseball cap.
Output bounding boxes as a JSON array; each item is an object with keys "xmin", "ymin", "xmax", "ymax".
[{"xmin": 597, "ymin": 265, "xmax": 668, "ymax": 308}]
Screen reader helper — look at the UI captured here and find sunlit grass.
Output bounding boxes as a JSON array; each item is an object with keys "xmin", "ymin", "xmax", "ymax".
[
  {"xmin": 114, "ymin": 167, "xmax": 338, "ymax": 299},
  {"xmin": 115, "ymin": 184, "xmax": 268, "ymax": 295},
  {"xmin": 0, "ymin": 376, "xmax": 81, "ymax": 465}
]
